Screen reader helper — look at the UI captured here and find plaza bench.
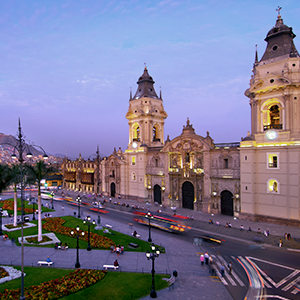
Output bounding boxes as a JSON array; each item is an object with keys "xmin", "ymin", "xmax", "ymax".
[
  {"xmin": 131, "ymin": 233, "xmax": 140, "ymax": 238},
  {"xmin": 163, "ymin": 276, "xmax": 176, "ymax": 291},
  {"xmin": 105, "ymin": 224, "xmax": 113, "ymax": 229},
  {"xmin": 103, "ymin": 264, "xmax": 119, "ymax": 270},
  {"xmin": 37, "ymin": 261, "xmax": 53, "ymax": 267},
  {"xmin": 128, "ymin": 242, "xmax": 139, "ymax": 248}
]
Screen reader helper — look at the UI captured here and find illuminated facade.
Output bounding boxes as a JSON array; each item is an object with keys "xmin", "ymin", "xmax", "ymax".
[
  {"xmin": 240, "ymin": 12, "xmax": 300, "ymax": 223},
  {"xmin": 63, "ymin": 67, "xmax": 240, "ymax": 215}
]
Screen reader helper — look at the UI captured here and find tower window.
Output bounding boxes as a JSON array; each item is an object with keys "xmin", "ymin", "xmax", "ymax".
[
  {"xmin": 155, "ymin": 159, "xmax": 158, "ymax": 167},
  {"xmin": 267, "ymin": 153, "xmax": 279, "ymax": 169},
  {"xmin": 132, "ymin": 156, "xmax": 136, "ymax": 166},
  {"xmin": 268, "ymin": 179, "xmax": 279, "ymax": 193},
  {"xmin": 270, "ymin": 105, "xmax": 280, "ymax": 126},
  {"xmin": 185, "ymin": 153, "xmax": 190, "ymax": 163},
  {"xmin": 292, "ymin": 64, "xmax": 296, "ymax": 67},
  {"xmin": 272, "ymin": 45, "xmax": 278, "ymax": 51},
  {"xmin": 270, "ymin": 79, "xmax": 274, "ymax": 83},
  {"xmin": 224, "ymin": 158, "xmax": 228, "ymax": 169}
]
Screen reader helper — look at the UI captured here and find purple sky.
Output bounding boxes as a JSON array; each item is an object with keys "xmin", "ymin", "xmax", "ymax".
[{"xmin": 1, "ymin": 1, "xmax": 299, "ymax": 158}]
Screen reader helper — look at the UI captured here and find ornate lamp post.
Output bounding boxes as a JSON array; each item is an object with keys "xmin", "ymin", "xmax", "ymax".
[
  {"xmin": 145, "ymin": 243, "xmax": 160, "ymax": 298},
  {"xmin": 71, "ymin": 225, "xmax": 85, "ymax": 268},
  {"xmin": 51, "ymin": 191, "xmax": 54, "ymax": 209},
  {"xmin": 146, "ymin": 211, "xmax": 153, "ymax": 242},
  {"xmin": 76, "ymin": 196, "xmax": 81, "ymax": 218},
  {"xmin": 83, "ymin": 215, "xmax": 95, "ymax": 251}
]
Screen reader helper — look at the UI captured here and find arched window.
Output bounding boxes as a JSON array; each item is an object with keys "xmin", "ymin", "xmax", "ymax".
[
  {"xmin": 153, "ymin": 125, "xmax": 160, "ymax": 142},
  {"xmin": 185, "ymin": 153, "xmax": 190, "ymax": 163},
  {"xmin": 132, "ymin": 172, "xmax": 136, "ymax": 181},
  {"xmin": 270, "ymin": 105, "xmax": 280, "ymax": 126},
  {"xmin": 262, "ymin": 100, "xmax": 283, "ymax": 131},
  {"xmin": 267, "ymin": 179, "xmax": 279, "ymax": 193},
  {"xmin": 133, "ymin": 124, "xmax": 140, "ymax": 142}
]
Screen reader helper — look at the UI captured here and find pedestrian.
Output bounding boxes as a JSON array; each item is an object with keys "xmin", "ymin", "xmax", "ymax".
[
  {"xmin": 114, "ymin": 259, "xmax": 119, "ymax": 267},
  {"xmin": 279, "ymin": 238, "xmax": 283, "ymax": 247},
  {"xmin": 220, "ymin": 265, "xmax": 225, "ymax": 277},
  {"xmin": 287, "ymin": 233, "xmax": 291, "ymax": 240},
  {"xmin": 46, "ymin": 256, "xmax": 52, "ymax": 263},
  {"xmin": 204, "ymin": 252, "xmax": 209, "ymax": 265},
  {"xmin": 200, "ymin": 254, "xmax": 204, "ymax": 265},
  {"xmin": 228, "ymin": 262, "xmax": 232, "ymax": 275},
  {"xmin": 62, "ymin": 205, "xmax": 64, "ymax": 211},
  {"xmin": 240, "ymin": 225, "xmax": 244, "ymax": 231}
]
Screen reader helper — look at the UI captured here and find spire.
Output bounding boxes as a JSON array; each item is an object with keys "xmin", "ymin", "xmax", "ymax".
[
  {"xmin": 130, "ymin": 87, "xmax": 132, "ymax": 100},
  {"xmin": 132, "ymin": 66, "xmax": 160, "ymax": 100},
  {"xmin": 159, "ymin": 86, "xmax": 162, "ymax": 99},
  {"xmin": 255, "ymin": 44, "xmax": 258, "ymax": 64}
]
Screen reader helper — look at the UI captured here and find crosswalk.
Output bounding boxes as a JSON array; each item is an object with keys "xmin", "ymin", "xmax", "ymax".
[{"xmin": 210, "ymin": 254, "xmax": 300, "ymax": 295}]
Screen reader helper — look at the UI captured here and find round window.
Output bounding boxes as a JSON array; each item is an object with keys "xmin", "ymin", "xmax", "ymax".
[{"xmin": 272, "ymin": 45, "xmax": 278, "ymax": 51}]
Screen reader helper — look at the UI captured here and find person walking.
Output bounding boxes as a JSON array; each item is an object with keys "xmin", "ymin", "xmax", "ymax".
[
  {"xmin": 204, "ymin": 252, "xmax": 209, "ymax": 265},
  {"xmin": 200, "ymin": 254, "xmax": 204, "ymax": 265},
  {"xmin": 228, "ymin": 262, "xmax": 232, "ymax": 275},
  {"xmin": 220, "ymin": 265, "xmax": 225, "ymax": 277},
  {"xmin": 279, "ymin": 238, "xmax": 283, "ymax": 247}
]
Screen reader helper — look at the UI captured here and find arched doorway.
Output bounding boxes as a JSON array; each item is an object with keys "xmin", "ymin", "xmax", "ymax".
[
  {"xmin": 221, "ymin": 190, "xmax": 233, "ymax": 216},
  {"xmin": 182, "ymin": 181, "xmax": 194, "ymax": 209},
  {"xmin": 153, "ymin": 185, "xmax": 161, "ymax": 204},
  {"xmin": 110, "ymin": 182, "xmax": 116, "ymax": 197}
]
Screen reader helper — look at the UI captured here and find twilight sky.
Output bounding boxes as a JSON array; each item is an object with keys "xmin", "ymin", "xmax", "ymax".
[{"xmin": 1, "ymin": 0, "xmax": 300, "ymax": 159}]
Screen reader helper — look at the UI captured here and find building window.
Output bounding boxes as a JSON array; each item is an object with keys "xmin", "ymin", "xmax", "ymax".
[
  {"xmin": 155, "ymin": 159, "xmax": 158, "ymax": 167},
  {"xmin": 133, "ymin": 124, "xmax": 140, "ymax": 142},
  {"xmin": 185, "ymin": 153, "xmax": 190, "ymax": 163},
  {"xmin": 224, "ymin": 158, "xmax": 228, "ymax": 169},
  {"xmin": 132, "ymin": 172, "xmax": 136, "ymax": 181},
  {"xmin": 132, "ymin": 156, "xmax": 136, "ymax": 166},
  {"xmin": 268, "ymin": 179, "xmax": 279, "ymax": 193},
  {"xmin": 267, "ymin": 153, "xmax": 279, "ymax": 169}
]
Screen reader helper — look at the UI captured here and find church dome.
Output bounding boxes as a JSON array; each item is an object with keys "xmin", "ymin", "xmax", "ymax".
[{"xmin": 132, "ymin": 67, "xmax": 160, "ymax": 100}]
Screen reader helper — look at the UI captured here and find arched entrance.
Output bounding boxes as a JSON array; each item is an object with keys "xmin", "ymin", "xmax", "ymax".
[
  {"xmin": 182, "ymin": 181, "xmax": 194, "ymax": 210},
  {"xmin": 153, "ymin": 185, "xmax": 162, "ymax": 204},
  {"xmin": 110, "ymin": 182, "xmax": 116, "ymax": 197},
  {"xmin": 221, "ymin": 190, "xmax": 233, "ymax": 216}
]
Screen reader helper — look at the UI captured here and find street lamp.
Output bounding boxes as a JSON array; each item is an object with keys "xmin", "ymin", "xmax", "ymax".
[
  {"xmin": 76, "ymin": 196, "xmax": 81, "ymax": 218},
  {"xmin": 146, "ymin": 211, "xmax": 153, "ymax": 242},
  {"xmin": 51, "ymin": 191, "xmax": 54, "ymax": 209},
  {"xmin": 71, "ymin": 225, "xmax": 85, "ymax": 268},
  {"xmin": 145, "ymin": 243, "xmax": 160, "ymax": 298},
  {"xmin": 83, "ymin": 216, "xmax": 95, "ymax": 251}
]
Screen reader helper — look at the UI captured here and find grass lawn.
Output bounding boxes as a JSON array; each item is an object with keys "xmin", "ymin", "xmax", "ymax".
[
  {"xmin": 5, "ymin": 216, "xmax": 165, "ymax": 253},
  {"xmin": 0, "ymin": 267, "xmax": 169, "ymax": 300}
]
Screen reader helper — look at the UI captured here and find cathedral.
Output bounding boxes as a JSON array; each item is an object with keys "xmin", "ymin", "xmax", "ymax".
[{"xmin": 63, "ymin": 12, "xmax": 300, "ymax": 224}]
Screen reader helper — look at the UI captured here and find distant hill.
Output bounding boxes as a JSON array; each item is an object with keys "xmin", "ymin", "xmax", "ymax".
[{"xmin": 0, "ymin": 133, "xmax": 43, "ymax": 156}]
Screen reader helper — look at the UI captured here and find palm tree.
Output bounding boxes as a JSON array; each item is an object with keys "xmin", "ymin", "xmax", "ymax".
[
  {"xmin": 8, "ymin": 164, "xmax": 22, "ymax": 226},
  {"xmin": 25, "ymin": 161, "xmax": 57, "ymax": 241}
]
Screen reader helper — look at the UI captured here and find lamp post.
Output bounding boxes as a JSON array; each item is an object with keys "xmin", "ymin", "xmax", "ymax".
[
  {"xmin": 71, "ymin": 225, "xmax": 85, "ymax": 268},
  {"xmin": 145, "ymin": 243, "xmax": 160, "ymax": 298},
  {"xmin": 146, "ymin": 211, "xmax": 153, "ymax": 242},
  {"xmin": 83, "ymin": 215, "xmax": 95, "ymax": 251},
  {"xmin": 51, "ymin": 191, "xmax": 54, "ymax": 209},
  {"xmin": 76, "ymin": 196, "xmax": 81, "ymax": 218},
  {"xmin": 2, "ymin": 119, "xmax": 49, "ymax": 300}
]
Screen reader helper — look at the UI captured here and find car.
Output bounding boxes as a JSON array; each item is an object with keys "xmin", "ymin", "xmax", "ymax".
[{"xmin": 197, "ymin": 235, "xmax": 224, "ymax": 244}]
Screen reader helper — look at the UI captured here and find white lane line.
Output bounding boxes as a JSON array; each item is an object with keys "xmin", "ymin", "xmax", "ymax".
[
  {"xmin": 282, "ymin": 275, "xmax": 300, "ymax": 292},
  {"xmin": 247, "ymin": 259, "xmax": 274, "ymax": 288},
  {"xmin": 246, "ymin": 256, "xmax": 296, "ymax": 271},
  {"xmin": 276, "ymin": 270, "xmax": 300, "ymax": 288}
]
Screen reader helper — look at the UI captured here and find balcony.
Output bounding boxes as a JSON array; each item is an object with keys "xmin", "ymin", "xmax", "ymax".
[
  {"xmin": 263, "ymin": 124, "xmax": 282, "ymax": 131},
  {"xmin": 268, "ymin": 163, "xmax": 278, "ymax": 168}
]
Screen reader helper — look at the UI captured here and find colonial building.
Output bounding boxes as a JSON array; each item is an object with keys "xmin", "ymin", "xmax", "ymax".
[
  {"xmin": 240, "ymin": 11, "xmax": 300, "ymax": 224},
  {"xmin": 63, "ymin": 67, "xmax": 240, "ymax": 216}
]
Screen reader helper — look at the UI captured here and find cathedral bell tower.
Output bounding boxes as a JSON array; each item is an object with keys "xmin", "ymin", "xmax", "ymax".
[
  {"xmin": 240, "ymin": 9, "xmax": 300, "ymax": 222},
  {"xmin": 126, "ymin": 67, "xmax": 168, "ymax": 150}
]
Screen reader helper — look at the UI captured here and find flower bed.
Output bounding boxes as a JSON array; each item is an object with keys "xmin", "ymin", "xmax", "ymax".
[
  {"xmin": 0, "ymin": 269, "xmax": 106, "ymax": 299},
  {"xmin": 1, "ymin": 200, "xmax": 33, "ymax": 213},
  {"xmin": 5, "ymin": 224, "xmax": 28, "ymax": 230},
  {"xmin": 0, "ymin": 268, "xmax": 9, "ymax": 280},
  {"xmin": 26, "ymin": 235, "xmax": 52, "ymax": 244},
  {"xmin": 42, "ymin": 217, "xmax": 115, "ymax": 249}
]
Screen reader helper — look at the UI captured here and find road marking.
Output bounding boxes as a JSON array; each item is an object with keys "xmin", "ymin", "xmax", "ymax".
[
  {"xmin": 246, "ymin": 256, "xmax": 296, "ymax": 271},
  {"xmin": 276, "ymin": 270, "xmax": 300, "ymax": 288},
  {"xmin": 282, "ymin": 275, "xmax": 300, "ymax": 292},
  {"xmin": 215, "ymin": 259, "xmax": 236, "ymax": 286}
]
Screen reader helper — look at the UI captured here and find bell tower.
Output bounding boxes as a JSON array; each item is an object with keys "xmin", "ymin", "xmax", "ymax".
[
  {"xmin": 126, "ymin": 67, "xmax": 168, "ymax": 150},
  {"xmin": 240, "ymin": 9, "xmax": 300, "ymax": 222}
]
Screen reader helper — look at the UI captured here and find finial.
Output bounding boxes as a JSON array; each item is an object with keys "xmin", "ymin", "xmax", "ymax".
[
  {"xmin": 276, "ymin": 6, "xmax": 282, "ymax": 18},
  {"xmin": 160, "ymin": 86, "xmax": 162, "ymax": 99},
  {"xmin": 144, "ymin": 63, "xmax": 147, "ymax": 70},
  {"xmin": 255, "ymin": 44, "xmax": 258, "ymax": 63},
  {"xmin": 130, "ymin": 87, "xmax": 132, "ymax": 100},
  {"xmin": 187, "ymin": 117, "xmax": 190, "ymax": 126}
]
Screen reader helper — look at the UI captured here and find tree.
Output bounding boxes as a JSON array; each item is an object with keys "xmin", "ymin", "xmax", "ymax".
[
  {"xmin": 0, "ymin": 164, "xmax": 12, "ymax": 194},
  {"xmin": 25, "ymin": 161, "xmax": 57, "ymax": 241}
]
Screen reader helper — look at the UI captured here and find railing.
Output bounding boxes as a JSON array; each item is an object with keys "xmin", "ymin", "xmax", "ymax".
[
  {"xmin": 263, "ymin": 124, "xmax": 282, "ymax": 131},
  {"xmin": 133, "ymin": 138, "xmax": 140, "ymax": 142},
  {"xmin": 268, "ymin": 163, "xmax": 278, "ymax": 168}
]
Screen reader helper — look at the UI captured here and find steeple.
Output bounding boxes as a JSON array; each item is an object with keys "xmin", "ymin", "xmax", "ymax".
[
  {"xmin": 132, "ymin": 66, "xmax": 160, "ymax": 100},
  {"xmin": 260, "ymin": 8, "xmax": 299, "ymax": 63}
]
